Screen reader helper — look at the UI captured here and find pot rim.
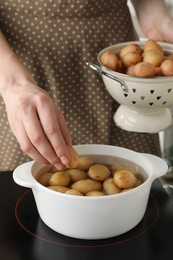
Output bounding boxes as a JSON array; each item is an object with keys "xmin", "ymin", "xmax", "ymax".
[{"xmin": 14, "ymin": 144, "xmax": 167, "ymax": 200}]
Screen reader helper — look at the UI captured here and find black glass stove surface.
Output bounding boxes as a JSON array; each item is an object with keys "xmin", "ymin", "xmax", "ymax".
[{"xmin": 0, "ymin": 172, "xmax": 173, "ymax": 260}]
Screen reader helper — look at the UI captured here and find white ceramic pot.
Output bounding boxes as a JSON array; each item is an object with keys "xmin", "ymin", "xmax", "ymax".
[
  {"xmin": 88, "ymin": 41, "xmax": 173, "ymax": 133},
  {"xmin": 13, "ymin": 144, "xmax": 168, "ymax": 240}
]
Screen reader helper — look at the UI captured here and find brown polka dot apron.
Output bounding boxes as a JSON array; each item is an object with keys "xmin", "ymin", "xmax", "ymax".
[{"xmin": 0, "ymin": 0, "xmax": 161, "ymax": 171}]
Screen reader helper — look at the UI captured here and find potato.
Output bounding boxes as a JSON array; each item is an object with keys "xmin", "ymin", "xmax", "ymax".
[
  {"xmin": 144, "ymin": 39, "xmax": 163, "ymax": 54},
  {"xmin": 110, "ymin": 163, "xmax": 125, "ymax": 171},
  {"xmin": 100, "ymin": 51, "xmax": 119, "ymax": 71},
  {"xmin": 118, "ymin": 59, "xmax": 126, "ymax": 73},
  {"xmin": 133, "ymin": 178, "xmax": 143, "ymax": 188},
  {"xmin": 71, "ymin": 179, "xmax": 102, "ymax": 194},
  {"xmin": 66, "ymin": 146, "xmax": 80, "ymax": 169},
  {"xmin": 49, "ymin": 171, "xmax": 71, "ymax": 186},
  {"xmin": 143, "ymin": 50, "xmax": 164, "ymax": 67},
  {"xmin": 121, "ymin": 177, "xmax": 143, "ymax": 191},
  {"xmin": 86, "ymin": 191, "xmax": 106, "ymax": 196},
  {"xmin": 65, "ymin": 169, "xmax": 88, "ymax": 182},
  {"xmin": 37, "ymin": 172, "xmax": 54, "ymax": 186},
  {"xmin": 119, "ymin": 44, "xmax": 142, "ymax": 59},
  {"xmin": 160, "ymin": 60, "xmax": 173, "ymax": 76},
  {"xmin": 121, "ymin": 188, "xmax": 133, "ymax": 193},
  {"xmin": 65, "ymin": 189, "xmax": 83, "ymax": 196},
  {"xmin": 103, "ymin": 178, "xmax": 121, "ymax": 195},
  {"xmin": 126, "ymin": 65, "xmax": 136, "ymax": 76},
  {"xmin": 112, "ymin": 167, "xmax": 138, "ymax": 177},
  {"xmin": 88, "ymin": 164, "xmax": 110, "ymax": 181},
  {"xmin": 77, "ymin": 156, "xmax": 94, "ymax": 170},
  {"xmin": 155, "ymin": 66, "xmax": 163, "ymax": 76},
  {"xmin": 114, "ymin": 170, "xmax": 137, "ymax": 189},
  {"xmin": 134, "ymin": 62, "xmax": 155, "ymax": 77},
  {"xmin": 48, "ymin": 186, "xmax": 69, "ymax": 193},
  {"xmin": 121, "ymin": 52, "xmax": 142, "ymax": 68}
]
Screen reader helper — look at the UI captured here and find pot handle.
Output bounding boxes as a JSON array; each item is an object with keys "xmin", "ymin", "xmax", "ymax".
[
  {"xmin": 13, "ymin": 161, "xmax": 37, "ymax": 189},
  {"xmin": 142, "ymin": 153, "xmax": 168, "ymax": 180}
]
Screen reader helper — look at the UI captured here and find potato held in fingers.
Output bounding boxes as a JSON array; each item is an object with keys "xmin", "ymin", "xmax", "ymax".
[{"xmin": 66, "ymin": 146, "xmax": 80, "ymax": 169}]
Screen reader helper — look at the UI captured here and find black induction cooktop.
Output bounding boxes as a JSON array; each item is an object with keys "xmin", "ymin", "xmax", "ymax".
[{"xmin": 0, "ymin": 172, "xmax": 173, "ymax": 260}]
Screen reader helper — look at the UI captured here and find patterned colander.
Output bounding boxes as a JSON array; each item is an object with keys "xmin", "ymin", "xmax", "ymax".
[{"xmin": 86, "ymin": 41, "xmax": 173, "ymax": 133}]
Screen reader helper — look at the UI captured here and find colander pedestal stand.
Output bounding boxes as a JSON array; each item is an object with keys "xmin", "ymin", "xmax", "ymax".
[{"xmin": 114, "ymin": 105, "xmax": 173, "ymax": 133}]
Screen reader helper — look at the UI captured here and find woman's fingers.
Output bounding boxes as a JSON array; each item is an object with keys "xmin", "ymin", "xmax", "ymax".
[
  {"xmin": 13, "ymin": 113, "xmax": 65, "ymax": 170},
  {"xmin": 18, "ymin": 92, "xmax": 72, "ymax": 168},
  {"xmin": 14, "ymin": 120, "xmax": 49, "ymax": 164},
  {"xmin": 35, "ymin": 94, "xmax": 71, "ymax": 165},
  {"xmin": 55, "ymin": 106, "xmax": 72, "ymax": 147}
]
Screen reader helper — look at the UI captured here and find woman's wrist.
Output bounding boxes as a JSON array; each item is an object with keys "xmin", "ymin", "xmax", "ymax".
[{"xmin": 0, "ymin": 54, "xmax": 33, "ymax": 97}]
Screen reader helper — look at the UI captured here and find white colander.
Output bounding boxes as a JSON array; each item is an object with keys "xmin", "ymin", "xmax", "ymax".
[{"xmin": 86, "ymin": 41, "xmax": 173, "ymax": 133}]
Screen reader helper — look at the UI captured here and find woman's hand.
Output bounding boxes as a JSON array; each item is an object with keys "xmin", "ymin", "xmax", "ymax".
[
  {"xmin": 4, "ymin": 81, "xmax": 72, "ymax": 170},
  {"xmin": 0, "ymin": 32, "xmax": 72, "ymax": 169},
  {"xmin": 132, "ymin": 0, "xmax": 173, "ymax": 43},
  {"xmin": 145, "ymin": 14, "xmax": 173, "ymax": 43}
]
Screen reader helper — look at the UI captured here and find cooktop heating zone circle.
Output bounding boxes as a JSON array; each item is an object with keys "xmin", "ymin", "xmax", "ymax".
[{"xmin": 15, "ymin": 189, "xmax": 159, "ymax": 248}]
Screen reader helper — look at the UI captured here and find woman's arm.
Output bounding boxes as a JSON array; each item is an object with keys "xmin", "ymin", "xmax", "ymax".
[
  {"xmin": 0, "ymin": 30, "xmax": 72, "ymax": 169},
  {"xmin": 131, "ymin": 0, "xmax": 173, "ymax": 42}
]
